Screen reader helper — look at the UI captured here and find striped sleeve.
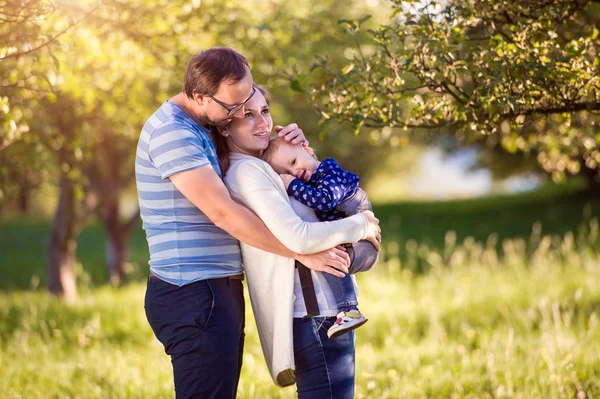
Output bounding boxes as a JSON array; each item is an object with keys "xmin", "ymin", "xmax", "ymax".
[{"xmin": 148, "ymin": 121, "xmax": 211, "ymax": 179}]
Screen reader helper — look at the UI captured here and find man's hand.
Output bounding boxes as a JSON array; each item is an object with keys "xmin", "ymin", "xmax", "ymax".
[
  {"xmin": 279, "ymin": 173, "xmax": 295, "ymax": 189},
  {"xmin": 362, "ymin": 210, "xmax": 382, "ymax": 252},
  {"xmin": 275, "ymin": 123, "xmax": 309, "ymax": 146},
  {"xmin": 296, "ymin": 246, "xmax": 350, "ymax": 278}
]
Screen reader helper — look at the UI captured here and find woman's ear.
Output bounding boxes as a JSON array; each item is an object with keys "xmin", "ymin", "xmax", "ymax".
[{"xmin": 216, "ymin": 125, "xmax": 229, "ymax": 137}]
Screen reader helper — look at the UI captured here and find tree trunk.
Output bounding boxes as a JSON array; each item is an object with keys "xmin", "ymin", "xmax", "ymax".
[
  {"xmin": 106, "ymin": 231, "xmax": 129, "ymax": 285},
  {"xmin": 18, "ymin": 185, "xmax": 30, "ymax": 213},
  {"xmin": 579, "ymin": 162, "xmax": 600, "ymax": 198},
  {"xmin": 47, "ymin": 174, "xmax": 78, "ymax": 303},
  {"xmin": 102, "ymin": 198, "xmax": 141, "ymax": 285},
  {"xmin": 104, "ymin": 201, "xmax": 128, "ymax": 285}
]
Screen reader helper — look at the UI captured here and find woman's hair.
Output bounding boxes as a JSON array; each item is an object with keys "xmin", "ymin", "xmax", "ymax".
[
  {"xmin": 183, "ymin": 47, "xmax": 249, "ymax": 99},
  {"xmin": 213, "ymin": 84, "xmax": 271, "ymax": 177}
]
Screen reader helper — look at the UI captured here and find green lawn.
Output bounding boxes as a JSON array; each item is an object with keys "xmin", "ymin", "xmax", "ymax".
[
  {"xmin": 0, "ymin": 223, "xmax": 599, "ymax": 398},
  {"xmin": 1, "ymin": 182, "xmax": 598, "ymax": 290},
  {"xmin": 0, "ymin": 186, "xmax": 599, "ymax": 397}
]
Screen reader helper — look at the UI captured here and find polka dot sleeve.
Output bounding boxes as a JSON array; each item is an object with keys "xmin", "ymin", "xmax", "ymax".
[{"xmin": 286, "ymin": 158, "xmax": 360, "ymax": 213}]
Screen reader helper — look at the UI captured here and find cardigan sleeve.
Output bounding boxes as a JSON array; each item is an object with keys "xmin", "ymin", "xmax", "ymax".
[{"xmin": 226, "ymin": 159, "xmax": 368, "ymax": 254}]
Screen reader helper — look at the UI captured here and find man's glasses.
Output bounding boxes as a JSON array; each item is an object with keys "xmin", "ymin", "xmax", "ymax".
[{"xmin": 208, "ymin": 86, "xmax": 256, "ymax": 116}]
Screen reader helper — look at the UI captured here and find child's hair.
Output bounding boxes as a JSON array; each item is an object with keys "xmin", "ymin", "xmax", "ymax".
[
  {"xmin": 262, "ymin": 136, "xmax": 318, "ymax": 165},
  {"xmin": 261, "ymin": 136, "xmax": 287, "ymax": 165}
]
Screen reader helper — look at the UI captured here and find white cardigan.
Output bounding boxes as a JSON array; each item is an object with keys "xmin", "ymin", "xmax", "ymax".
[{"xmin": 224, "ymin": 153, "xmax": 369, "ymax": 387}]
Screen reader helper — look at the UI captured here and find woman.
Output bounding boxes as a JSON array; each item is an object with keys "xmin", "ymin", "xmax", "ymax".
[{"xmin": 214, "ymin": 86, "xmax": 379, "ymax": 398}]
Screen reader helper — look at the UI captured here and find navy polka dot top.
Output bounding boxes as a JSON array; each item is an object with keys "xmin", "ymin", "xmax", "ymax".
[{"xmin": 287, "ymin": 158, "xmax": 360, "ymax": 221}]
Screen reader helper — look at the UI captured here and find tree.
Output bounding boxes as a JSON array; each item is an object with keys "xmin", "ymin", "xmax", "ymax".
[
  {"xmin": 305, "ymin": 0, "xmax": 600, "ymax": 184},
  {"xmin": 0, "ymin": 138, "xmax": 49, "ymax": 213},
  {"xmin": 0, "ymin": 0, "xmax": 100, "ymax": 152},
  {"xmin": 206, "ymin": 0, "xmax": 395, "ymax": 180},
  {"xmin": 33, "ymin": 0, "xmax": 191, "ymax": 296},
  {"xmin": 4, "ymin": 0, "xmax": 400, "ymax": 299}
]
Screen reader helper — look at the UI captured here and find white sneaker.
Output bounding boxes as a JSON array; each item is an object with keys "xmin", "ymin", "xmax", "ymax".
[{"xmin": 327, "ymin": 309, "xmax": 368, "ymax": 339}]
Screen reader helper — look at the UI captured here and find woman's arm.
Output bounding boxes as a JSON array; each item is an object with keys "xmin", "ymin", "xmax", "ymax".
[{"xmin": 226, "ymin": 160, "xmax": 370, "ymax": 254}]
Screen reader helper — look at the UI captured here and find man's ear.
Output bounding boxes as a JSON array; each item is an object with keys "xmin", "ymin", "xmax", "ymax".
[{"xmin": 192, "ymin": 93, "xmax": 207, "ymax": 106}]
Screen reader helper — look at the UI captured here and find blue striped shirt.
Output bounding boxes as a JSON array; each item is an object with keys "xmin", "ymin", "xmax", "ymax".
[{"xmin": 135, "ymin": 101, "xmax": 242, "ymax": 286}]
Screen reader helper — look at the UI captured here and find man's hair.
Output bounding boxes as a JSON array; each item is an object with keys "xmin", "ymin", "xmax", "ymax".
[{"xmin": 183, "ymin": 47, "xmax": 249, "ymax": 99}]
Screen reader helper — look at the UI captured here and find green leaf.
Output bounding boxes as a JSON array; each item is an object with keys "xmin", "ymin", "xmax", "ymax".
[
  {"xmin": 358, "ymin": 15, "xmax": 372, "ymax": 24},
  {"xmin": 341, "ymin": 64, "xmax": 355, "ymax": 75},
  {"xmin": 290, "ymin": 79, "xmax": 304, "ymax": 93}
]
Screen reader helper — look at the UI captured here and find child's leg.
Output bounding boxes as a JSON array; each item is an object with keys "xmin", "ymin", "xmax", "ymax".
[
  {"xmin": 324, "ymin": 271, "xmax": 368, "ymax": 339},
  {"xmin": 347, "ymin": 240, "xmax": 379, "ymax": 274},
  {"xmin": 338, "ymin": 188, "xmax": 379, "ymax": 274},
  {"xmin": 322, "ymin": 271, "xmax": 358, "ymax": 310},
  {"xmin": 336, "ymin": 187, "xmax": 372, "ymax": 215}
]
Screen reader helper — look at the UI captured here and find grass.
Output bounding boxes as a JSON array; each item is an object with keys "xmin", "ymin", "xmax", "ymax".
[
  {"xmin": 1, "ymin": 184, "xmax": 599, "ymax": 397},
  {"xmin": 0, "ymin": 181, "xmax": 598, "ymax": 290},
  {"xmin": 0, "ymin": 219, "xmax": 599, "ymax": 398}
]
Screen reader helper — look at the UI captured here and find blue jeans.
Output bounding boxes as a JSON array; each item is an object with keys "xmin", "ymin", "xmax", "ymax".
[
  {"xmin": 293, "ymin": 317, "xmax": 356, "ymax": 399},
  {"xmin": 323, "ymin": 187, "xmax": 379, "ymax": 310},
  {"xmin": 144, "ymin": 276, "xmax": 245, "ymax": 399},
  {"xmin": 323, "ymin": 272, "xmax": 358, "ymax": 309}
]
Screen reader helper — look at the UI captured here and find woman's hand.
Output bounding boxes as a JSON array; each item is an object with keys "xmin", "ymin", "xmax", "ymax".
[
  {"xmin": 275, "ymin": 123, "xmax": 309, "ymax": 146},
  {"xmin": 296, "ymin": 246, "xmax": 350, "ymax": 278},
  {"xmin": 279, "ymin": 173, "xmax": 295, "ymax": 189},
  {"xmin": 361, "ymin": 210, "xmax": 382, "ymax": 252}
]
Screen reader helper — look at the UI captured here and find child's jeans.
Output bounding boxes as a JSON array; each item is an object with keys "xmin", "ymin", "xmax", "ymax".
[{"xmin": 323, "ymin": 188, "xmax": 379, "ymax": 310}]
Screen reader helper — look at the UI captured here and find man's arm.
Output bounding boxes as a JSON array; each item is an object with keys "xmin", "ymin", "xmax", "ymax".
[{"xmin": 169, "ymin": 165, "xmax": 351, "ymax": 277}]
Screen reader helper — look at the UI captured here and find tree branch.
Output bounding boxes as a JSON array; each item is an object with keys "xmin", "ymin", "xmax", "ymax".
[
  {"xmin": 0, "ymin": 5, "xmax": 100, "ymax": 61},
  {"xmin": 508, "ymin": 101, "xmax": 600, "ymax": 118}
]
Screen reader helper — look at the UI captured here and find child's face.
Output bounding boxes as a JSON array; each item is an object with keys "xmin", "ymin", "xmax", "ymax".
[{"xmin": 269, "ymin": 144, "xmax": 321, "ymax": 181}]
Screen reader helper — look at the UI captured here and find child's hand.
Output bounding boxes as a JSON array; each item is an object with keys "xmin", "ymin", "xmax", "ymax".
[{"xmin": 279, "ymin": 173, "xmax": 295, "ymax": 189}]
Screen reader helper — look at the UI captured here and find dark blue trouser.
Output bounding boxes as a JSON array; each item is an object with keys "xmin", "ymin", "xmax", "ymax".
[
  {"xmin": 323, "ymin": 187, "xmax": 379, "ymax": 309},
  {"xmin": 293, "ymin": 316, "xmax": 356, "ymax": 398},
  {"xmin": 144, "ymin": 276, "xmax": 245, "ymax": 399}
]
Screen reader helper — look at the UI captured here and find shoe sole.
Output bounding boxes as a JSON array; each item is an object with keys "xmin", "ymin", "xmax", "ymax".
[{"xmin": 327, "ymin": 318, "xmax": 368, "ymax": 339}]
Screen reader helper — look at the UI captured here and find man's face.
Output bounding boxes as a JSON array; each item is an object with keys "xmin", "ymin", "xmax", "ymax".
[{"xmin": 199, "ymin": 67, "xmax": 254, "ymax": 127}]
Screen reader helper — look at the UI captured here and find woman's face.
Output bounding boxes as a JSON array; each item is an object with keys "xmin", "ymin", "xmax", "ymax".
[{"xmin": 222, "ymin": 90, "xmax": 273, "ymax": 157}]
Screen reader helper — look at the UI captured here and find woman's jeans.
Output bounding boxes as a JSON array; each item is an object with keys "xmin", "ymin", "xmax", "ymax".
[
  {"xmin": 293, "ymin": 317, "xmax": 356, "ymax": 399},
  {"xmin": 144, "ymin": 276, "xmax": 245, "ymax": 399}
]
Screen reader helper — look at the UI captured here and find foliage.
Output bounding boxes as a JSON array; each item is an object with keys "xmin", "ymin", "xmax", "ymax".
[
  {"xmin": 0, "ymin": 0, "xmax": 393, "ymax": 212},
  {"xmin": 0, "ymin": 138, "xmax": 50, "ymax": 208},
  {"xmin": 187, "ymin": 0, "xmax": 395, "ymax": 180},
  {"xmin": 1, "ymin": 0, "xmax": 397, "ymax": 294},
  {"xmin": 0, "ymin": 0, "xmax": 100, "ymax": 151},
  {"xmin": 306, "ymin": 0, "xmax": 600, "ymax": 181}
]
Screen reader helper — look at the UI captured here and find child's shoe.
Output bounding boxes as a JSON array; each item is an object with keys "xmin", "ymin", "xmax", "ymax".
[{"xmin": 327, "ymin": 308, "xmax": 368, "ymax": 338}]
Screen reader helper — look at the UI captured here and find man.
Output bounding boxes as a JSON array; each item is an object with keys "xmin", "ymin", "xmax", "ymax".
[{"xmin": 136, "ymin": 47, "xmax": 380, "ymax": 398}]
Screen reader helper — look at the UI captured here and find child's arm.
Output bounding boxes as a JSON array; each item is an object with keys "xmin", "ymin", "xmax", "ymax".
[{"xmin": 284, "ymin": 158, "xmax": 360, "ymax": 213}]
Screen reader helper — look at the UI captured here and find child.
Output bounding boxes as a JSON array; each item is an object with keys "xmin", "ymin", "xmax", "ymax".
[{"xmin": 262, "ymin": 137, "xmax": 379, "ymax": 338}]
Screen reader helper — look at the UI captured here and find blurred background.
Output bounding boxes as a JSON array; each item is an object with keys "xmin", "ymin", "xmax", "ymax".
[{"xmin": 1, "ymin": 0, "xmax": 599, "ymax": 398}]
